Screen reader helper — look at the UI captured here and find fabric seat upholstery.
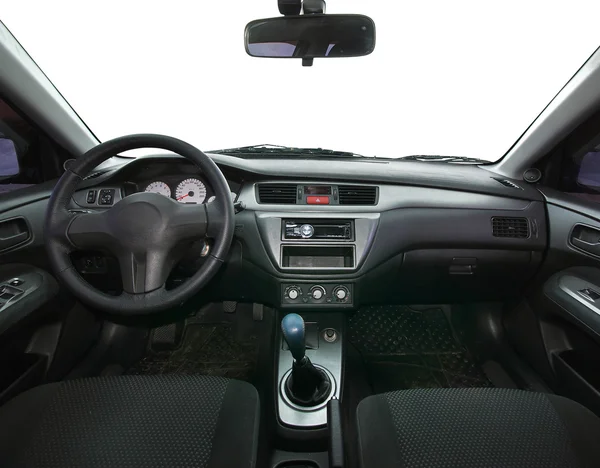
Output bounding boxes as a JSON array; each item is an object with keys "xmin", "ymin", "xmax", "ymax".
[
  {"xmin": 357, "ymin": 388, "xmax": 600, "ymax": 468},
  {"xmin": 0, "ymin": 374, "xmax": 259, "ymax": 468}
]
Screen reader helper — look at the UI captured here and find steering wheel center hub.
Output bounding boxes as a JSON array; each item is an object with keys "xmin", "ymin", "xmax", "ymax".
[{"xmin": 110, "ymin": 193, "xmax": 169, "ymax": 244}]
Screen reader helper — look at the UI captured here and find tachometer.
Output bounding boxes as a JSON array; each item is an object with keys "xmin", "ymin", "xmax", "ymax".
[
  {"xmin": 175, "ymin": 178, "xmax": 206, "ymax": 204},
  {"xmin": 145, "ymin": 181, "xmax": 171, "ymax": 197}
]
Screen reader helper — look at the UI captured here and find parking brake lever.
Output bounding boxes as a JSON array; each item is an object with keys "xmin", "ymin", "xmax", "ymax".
[{"xmin": 327, "ymin": 397, "xmax": 344, "ymax": 468}]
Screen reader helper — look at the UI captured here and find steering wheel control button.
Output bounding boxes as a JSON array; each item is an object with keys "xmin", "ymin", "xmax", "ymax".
[
  {"xmin": 98, "ymin": 189, "xmax": 115, "ymax": 205},
  {"xmin": 323, "ymin": 328, "xmax": 338, "ymax": 343},
  {"xmin": 310, "ymin": 286, "xmax": 326, "ymax": 301},
  {"xmin": 306, "ymin": 196, "xmax": 330, "ymax": 205},
  {"xmin": 86, "ymin": 190, "xmax": 97, "ymax": 204},
  {"xmin": 300, "ymin": 224, "xmax": 315, "ymax": 238}
]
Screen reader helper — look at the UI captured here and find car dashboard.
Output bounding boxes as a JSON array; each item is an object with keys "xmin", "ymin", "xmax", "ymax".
[{"xmin": 66, "ymin": 153, "xmax": 548, "ymax": 309}]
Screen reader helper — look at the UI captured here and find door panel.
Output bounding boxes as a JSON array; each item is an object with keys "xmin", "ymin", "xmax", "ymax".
[
  {"xmin": 513, "ymin": 186, "xmax": 600, "ymax": 416},
  {"xmin": 0, "ymin": 183, "xmax": 66, "ymax": 402}
]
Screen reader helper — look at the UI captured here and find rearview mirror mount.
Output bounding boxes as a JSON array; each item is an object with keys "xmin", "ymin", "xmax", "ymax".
[{"xmin": 245, "ymin": 14, "xmax": 376, "ymax": 66}]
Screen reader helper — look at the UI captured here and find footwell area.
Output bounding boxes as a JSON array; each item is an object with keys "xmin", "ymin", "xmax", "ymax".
[
  {"xmin": 348, "ymin": 305, "xmax": 491, "ymax": 392},
  {"xmin": 127, "ymin": 305, "xmax": 259, "ymax": 383}
]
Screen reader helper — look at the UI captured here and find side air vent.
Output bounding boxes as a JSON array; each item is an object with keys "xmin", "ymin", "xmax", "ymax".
[
  {"xmin": 493, "ymin": 178, "xmax": 522, "ymax": 189},
  {"xmin": 492, "ymin": 217, "xmax": 529, "ymax": 238},
  {"xmin": 257, "ymin": 184, "xmax": 297, "ymax": 204},
  {"xmin": 338, "ymin": 185, "xmax": 378, "ymax": 205}
]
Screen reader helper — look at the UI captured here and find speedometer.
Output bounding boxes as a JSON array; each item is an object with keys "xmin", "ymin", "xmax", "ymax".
[
  {"xmin": 145, "ymin": 181, "xmax": 171, "ymax": 197},
  {"xmin": 175, "ymin": 178, "xmax": 206, "ymax": 204}
]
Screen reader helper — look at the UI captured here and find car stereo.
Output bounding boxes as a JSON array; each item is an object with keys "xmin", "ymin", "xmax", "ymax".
[{"xmin": 283, "ymin": 220, "xmax": 353, "ymax": 240}]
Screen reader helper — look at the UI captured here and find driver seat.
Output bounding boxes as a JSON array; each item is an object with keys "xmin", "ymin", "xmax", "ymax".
[{"xmin": 0, "ymin": 374, "xmax": 259, "ymax": 467}]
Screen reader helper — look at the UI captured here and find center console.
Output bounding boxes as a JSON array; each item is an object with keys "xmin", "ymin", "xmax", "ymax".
[
  {"xmin": 255, "ymin": 194, "xmax": 379, "ymax": 438},
  {"xmin": 255, "ymin": 212, "xmax": 380, "ymax": 309}
]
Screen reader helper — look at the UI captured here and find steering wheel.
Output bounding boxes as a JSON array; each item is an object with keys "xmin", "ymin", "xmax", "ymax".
[{"xmin": 44, "ymin": 134, "xmax": 234, "ymax": 315}]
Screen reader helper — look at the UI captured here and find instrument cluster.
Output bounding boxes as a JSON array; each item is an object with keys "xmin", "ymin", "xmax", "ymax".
[{"xmin": 141, "ymin": 176, "xmax": 236, "ymax": 204}]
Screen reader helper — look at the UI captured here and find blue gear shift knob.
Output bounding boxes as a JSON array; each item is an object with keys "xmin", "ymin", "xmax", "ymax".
[{"xmin": 281, "ymin": 313, "xmax": 306, "ymax": 362}]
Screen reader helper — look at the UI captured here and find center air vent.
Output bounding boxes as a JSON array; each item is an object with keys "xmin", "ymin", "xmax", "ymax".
[
  {"xmin": 492, "ymin": 217, "xmax": 529, "ymax": 238},
  {"xmin": 338, "ymin": 185, "xmax": 378, "ymax": 205},
  {"xmin": 257, "ymin": 184, "xmax": 297, "ymax": 204}
]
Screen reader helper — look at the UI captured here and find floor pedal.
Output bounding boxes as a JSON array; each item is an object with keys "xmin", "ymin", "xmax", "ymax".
[
  {"xmin": 150, "ymin": 322, "xmax": 184, "ymax": 351},
  {"xmin": 252, "ymin": 303, "xmax": 264, "ymax": 321},
  {"xmin": 223, "ymin": 301, "xmax": 237, "ymax": 314}
]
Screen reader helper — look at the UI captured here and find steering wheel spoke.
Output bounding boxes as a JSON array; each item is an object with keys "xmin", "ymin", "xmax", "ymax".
[
  {"xmin": 170, "ymin": 203, "xmax": 209, "ymax": 241},
  {"xmin": 205, "ymin": 200, "xmax": 227, "ymax": 238},
  {"xmin": 67, "ymin": 211, "xmax": 113, "ymax": 250},
  {"xmin": 117, "ymin": 249, "xmax": 172, "ymax": 294}
]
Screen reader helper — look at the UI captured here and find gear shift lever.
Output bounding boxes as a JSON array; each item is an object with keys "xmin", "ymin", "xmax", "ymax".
[
  {"xmin": 281, "ymin": 313, "xmax": 306, "ymax": 363},
  {"xmin": 281, "ymin": 313, "xmax": 331, "ymax": 407}
]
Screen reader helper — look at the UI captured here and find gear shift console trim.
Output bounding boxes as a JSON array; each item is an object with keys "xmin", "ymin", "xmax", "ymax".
[
  {"xmin": 280, "ymin": 365, "xmax": 336, "ymax": 412},
  {"xmin": 277, "ymin": 312, "xmax": 344, "ymax": 428}
]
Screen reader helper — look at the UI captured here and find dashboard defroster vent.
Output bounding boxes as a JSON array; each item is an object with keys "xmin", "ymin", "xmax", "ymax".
[
  {"xmin": 338, "ymin": 185, "xmax": 378, "ymax": 205},
  {"xmin": 493, "ymin": 178, "xmax": 522, "ymax": 189},
  {"xmin": 257, "ymin": 184, "xmax": 297, "ymax": 204},
  {"xmin": 84, "ymin": 170, "xmax": 111, "ymax": 180},
  {"xmin": 492, "ymin": 217, "xmax": 529, "ymax": 238}
]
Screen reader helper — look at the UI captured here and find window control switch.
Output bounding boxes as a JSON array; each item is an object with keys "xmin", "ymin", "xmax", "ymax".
[{"xmin": 579, "ymin": 288, "xmax": 600, "ymax": 301}]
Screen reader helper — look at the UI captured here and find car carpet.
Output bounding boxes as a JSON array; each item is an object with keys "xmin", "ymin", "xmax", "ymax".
[{"xmin": 348, "ymin": 305, "xmax": 492, "ymax": 393}]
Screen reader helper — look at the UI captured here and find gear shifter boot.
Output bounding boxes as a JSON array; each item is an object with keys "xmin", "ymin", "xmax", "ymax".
[{"xmin": 285, "ymin": 356, "xmax": 332, "ymax": 407}]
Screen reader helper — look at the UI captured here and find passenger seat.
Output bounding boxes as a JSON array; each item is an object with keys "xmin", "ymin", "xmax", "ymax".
[{"xmin": 356, "ymin": 388, "xmax": 600, "ymax": 468}]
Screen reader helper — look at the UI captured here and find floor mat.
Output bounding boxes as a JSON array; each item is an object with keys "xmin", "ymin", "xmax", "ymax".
[
  {"xmin": 349, "ymin": 305, "xmax": 491, "ymax": 392},
  {"xmin": 127, "ymin": 305, "xmax": 259, "ymax": 383}
]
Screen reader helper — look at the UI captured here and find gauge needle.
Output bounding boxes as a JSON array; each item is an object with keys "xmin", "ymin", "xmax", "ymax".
[{"xmin": 177, "ymin": 194, "xmax": 189, "ymax": 201}]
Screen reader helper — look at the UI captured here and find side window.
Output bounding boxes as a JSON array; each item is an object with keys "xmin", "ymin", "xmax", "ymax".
[
  {"xmin": 556, "ymin": 144, "xmax": 600, "ymax": 203},
  {"xmin": 0, "ymin": 96, "xmax": 58, "ymax": 195},
  {"xmin": 547, "ymin": 104, "xmax": 600, "ymax": 205}
]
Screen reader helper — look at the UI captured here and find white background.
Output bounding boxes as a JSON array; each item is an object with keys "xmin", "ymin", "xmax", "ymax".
[{"xmin": 3, "ymin": 1, "xmax": 600, "ymax": 160}]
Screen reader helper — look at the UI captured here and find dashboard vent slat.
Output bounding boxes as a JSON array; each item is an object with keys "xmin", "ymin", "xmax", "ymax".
[
  {"xmin": 338, "ymin": 185, "xmax": 378, "ymax": 205},
  {"xmin": 84, "ymin": 170, "xmax": 110, "ymax": 180},
  {"xmin": 493, "ymin": 178, "xmax": 522, "ymax": 189},
  {"xmin": 492, "ymin": 217, "xmax": 529, "ymax": 238},
  {"xmin": 257, "ymin": 184, "xmax": 297, "ymax": 204}
]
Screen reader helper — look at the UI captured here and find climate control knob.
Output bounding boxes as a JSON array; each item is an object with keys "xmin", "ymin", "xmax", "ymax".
[
  {"xmin": 333, "ymin": 286, "xmax": 349, "ymax": 302},
  {"xmin": 286, "ymin": 286, "xmax": 301, "ymax": 300},
  {"xmin": 310, "ymin": 286, "xmax": 326, "ymax": 301}
]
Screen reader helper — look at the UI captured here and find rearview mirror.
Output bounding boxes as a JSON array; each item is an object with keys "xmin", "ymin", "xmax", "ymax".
[{"xmin": 245, "ymin": 14, "xmax": 375, "ymax": 60}]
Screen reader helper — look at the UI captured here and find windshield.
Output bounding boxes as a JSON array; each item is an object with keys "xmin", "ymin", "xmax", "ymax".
[{"xmin": 3, "ymin": 1, "xmax": 599, "ymax": 161}]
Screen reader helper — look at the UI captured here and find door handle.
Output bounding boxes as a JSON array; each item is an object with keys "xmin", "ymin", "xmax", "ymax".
[
  {"xmin": 0, "ymin": 217, "xmax": 30, "ymax": 251},
  {"xmin": 571, "ymin": 224, "xmax": 600, "ymax": 257}
]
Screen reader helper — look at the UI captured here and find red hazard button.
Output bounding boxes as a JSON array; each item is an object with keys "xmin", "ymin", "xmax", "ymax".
[{"xmin": 306, "ymin": 196, "xmax": 330, "ymax": 205}]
